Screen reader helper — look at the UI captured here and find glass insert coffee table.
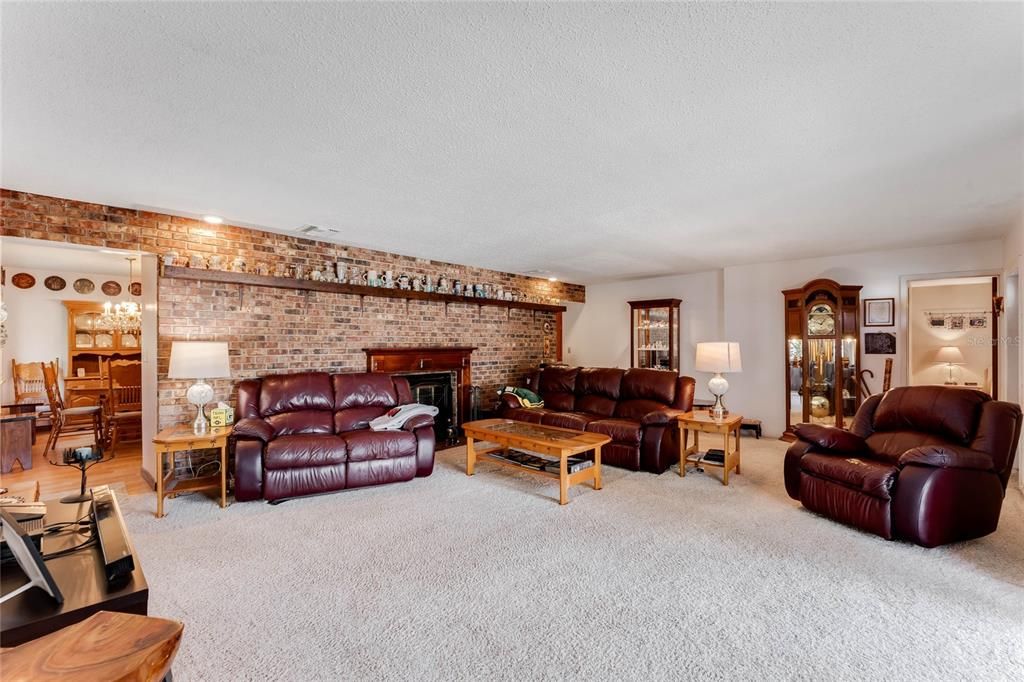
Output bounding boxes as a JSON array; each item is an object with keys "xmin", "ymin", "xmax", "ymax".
[{"xmin": 462, "ymin": 418, "xmax": 610, "ymax": 505}]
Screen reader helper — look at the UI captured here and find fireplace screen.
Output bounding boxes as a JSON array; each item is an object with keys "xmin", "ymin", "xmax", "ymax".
[{"xmin": 400, "ymin": 371, "xmax": 457, "ymax": 444}]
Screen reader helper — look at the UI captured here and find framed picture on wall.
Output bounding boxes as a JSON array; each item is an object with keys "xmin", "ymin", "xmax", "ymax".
[
  {"xmin": 969, "ymin": 315, "xmax": 987, "ymax": 328},
  {"xmin": 948, "ymin": 316, "xmax": 965, "ymax": 331},
  {"xmin": 863, "ymin": 298, "xmax": 895, "ymax": 327},
  {"xmin": 865, "ymin": 332, "xmax": 896, "ymax": 355}
]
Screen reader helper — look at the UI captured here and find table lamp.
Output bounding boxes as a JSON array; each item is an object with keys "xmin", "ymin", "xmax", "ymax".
[
  {"xmin": 695, "ymin": 342, "xmax": 742, "ymax": 420},
  {"xmin": 168, "ymin": 341, "xmax": 231, "ymax": 434},
  {"xmin": 934, "ymin": 346, "xmax": 965, "ymax": 385}
]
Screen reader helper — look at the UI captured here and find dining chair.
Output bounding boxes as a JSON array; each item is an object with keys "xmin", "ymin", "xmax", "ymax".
[
  {"xmin": 41, "ymin": 361, "xmax": 102, "ymax": 451},
  {"xmin": 104, "ymin": 358, "xmax": 143, "ymax": 452},
  {"xmin": 10, "ymin": 358, "xmax": 56, "ymax": 427}
]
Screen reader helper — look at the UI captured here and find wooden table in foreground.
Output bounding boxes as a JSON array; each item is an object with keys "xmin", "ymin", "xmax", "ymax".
[
  {"xmin": 151, "ymin": 424, "xmax": 230, "ymax": 518},
  {"xmin": 677, "ymin": 411, "xmax": 743, "ymax": 486},
  {"xmin": 0, "ymin": 610, "xmax": 183, "ymax": 682},
  {"xmin": 463, "ymin": 419, "xmax": 610, "ymax": 505},
  {"xmin": 0, "ymin": 500, "xmax": 148, "ymax": 647}
]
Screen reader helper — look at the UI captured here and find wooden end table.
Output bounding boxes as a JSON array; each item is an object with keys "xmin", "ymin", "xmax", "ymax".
[
  {"xmin": 677, "ymin": 411, "xmax": 743, "ymax": 486},
  {"xmin": 463, "ymin": 419, "xmax": 609, "ymax": 505},
  {"xmin": 151, "ymin": 424, "xmax": 231, "ymax": 518}
]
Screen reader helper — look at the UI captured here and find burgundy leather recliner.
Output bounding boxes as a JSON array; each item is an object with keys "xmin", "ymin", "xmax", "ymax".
[
  {"xmin": 231, "ymin": 372, "xmax": 435, "ymax": 502},
  {"xmin": 497, "ymin": 366, "xmax": 695, "ymax": 473},
  {"xmin": 785, "ymin": 385, "xmax": 1021, "ymax": 547}
]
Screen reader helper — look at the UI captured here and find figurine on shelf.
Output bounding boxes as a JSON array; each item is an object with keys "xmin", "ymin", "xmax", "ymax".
[
  {"xmin": 256, "ymin": 262, "xmax": 270, "ymax": 276},
  {"xmin": 424, "ymin": 275, "xmax": 435, "ymax": 293},
  {"xmin": 383, "ymin": 271, "xmax": 394, "ymax": 288},
  {"xmin": 398, "ymin": 274, "xmax": 411, "ymax": 290},
  {"xmin": 412, "ymin": 277, "xmax": 423, "ymax": 292},
  {"xmin": 438, "ymin": 275, "xmax": 449, "ymax": 293},
  {"xmin": 231, "ymin": 256, "xmax": 246, "ymax": 273},
  {"xmin": 273, "ymin": 263, "xmax": 287, "ymax": 278},
  {"xmin": 311, "ymin": 269, "xmax": 323, "ymax": 281},
  {"xmin": 335, "ymin": 262, "xmax": 347, "ymax": 282},
  {"xmin": 209, "ymin": 255, "xmax": 225, "ymax": 270},
  {"xmin": 189, "ymin": 254, "xmax": 208, "ymax": 269},
  {"xmin": 453, "ymin": 280, "xmax": 463, "ymax": 295},
  {"xmin": 163, "ymin": 251, "xmax": 179, "ymax": 267}
]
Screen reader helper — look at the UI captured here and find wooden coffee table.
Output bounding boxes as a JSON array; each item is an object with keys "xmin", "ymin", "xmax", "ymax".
[{"xmin": 462, "ymin": 419, "xmax": 610, "ymax": 505}]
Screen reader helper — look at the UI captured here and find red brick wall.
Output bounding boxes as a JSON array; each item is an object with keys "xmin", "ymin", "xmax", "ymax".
[{"xmin": 2, "ymin": 189, "xmax": 583, "ymax": 426}]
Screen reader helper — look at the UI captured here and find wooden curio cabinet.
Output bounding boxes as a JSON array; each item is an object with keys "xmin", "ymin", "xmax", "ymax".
[
  {"xmin": 782, "ymin": 280, "xmax": 862, "ymax": 439},
  {"xmin": 629, "ymin": 299, "xmax": 681, "ymax": 372},
  {"xmin": 63, "ymin": 301, "xmax": 142, "ymax": 408}
]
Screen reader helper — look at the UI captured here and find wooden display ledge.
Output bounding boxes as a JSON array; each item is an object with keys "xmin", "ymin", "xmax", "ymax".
[{"xmin": 161, "ymin": 265, "xmax": 567, "ymax": 313}]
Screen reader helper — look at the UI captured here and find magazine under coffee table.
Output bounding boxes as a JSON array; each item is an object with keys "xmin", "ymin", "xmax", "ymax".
[{"xmin": 462, "ymin": 419, "xmax": 610, "ymax": 505}]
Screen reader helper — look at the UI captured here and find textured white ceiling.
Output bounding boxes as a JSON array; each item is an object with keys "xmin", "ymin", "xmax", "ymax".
[{"xmin": 2, "ymin": 3, "xmax": 1021, "ymax": 283}]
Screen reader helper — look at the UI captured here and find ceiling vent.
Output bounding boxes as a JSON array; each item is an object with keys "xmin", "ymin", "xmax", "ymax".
[{"xmin": 297, "ymin": 224, "xmax": 342, "ymax": 237}]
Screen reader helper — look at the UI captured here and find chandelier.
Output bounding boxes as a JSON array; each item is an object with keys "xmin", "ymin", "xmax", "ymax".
[{"xmin": 99, "ymin": 257, "xmax": 142, "ymax": 334}]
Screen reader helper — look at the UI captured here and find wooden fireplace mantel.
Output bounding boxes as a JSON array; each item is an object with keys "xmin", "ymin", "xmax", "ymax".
[{"xmin": 363, "ymin": 347, "xmax": 477, "ymax": 427}]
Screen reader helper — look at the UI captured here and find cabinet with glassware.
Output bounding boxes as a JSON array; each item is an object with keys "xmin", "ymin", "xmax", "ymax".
[
  {"xmin": 63, "ymin": 301, "xmax": 142, "ymax": 408},
  {"xmin": 782, "ymin": 279, "xmax": 862, "ymax": 439},
  {"xmin": 629, "ymin": 299, "xmax": 681, "ymax": 372}
]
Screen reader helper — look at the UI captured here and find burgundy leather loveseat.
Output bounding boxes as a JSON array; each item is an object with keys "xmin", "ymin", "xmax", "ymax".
[
  {"xmin": 497, "ymin": 366, "xmax": 695, "ymax": 473},
  {"xmin": 231, "ymin": 372, "xmax": 435, "ymax": 502},
  {"xmin": 785, "ymin": 385, "xmax": 1021, "ymax": 547}
]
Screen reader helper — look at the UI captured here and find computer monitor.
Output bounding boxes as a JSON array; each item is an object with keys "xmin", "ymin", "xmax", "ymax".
[{"xmin": 0, "ymin": 508, "xmax": 63, "ymax": 605}]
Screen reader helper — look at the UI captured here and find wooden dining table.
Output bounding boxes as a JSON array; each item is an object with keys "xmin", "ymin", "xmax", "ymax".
[{"xmin": 1, "ymin": 397, "xmax": 45, "ymax": 415}]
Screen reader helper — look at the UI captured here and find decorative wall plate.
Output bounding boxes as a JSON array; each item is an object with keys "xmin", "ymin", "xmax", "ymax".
[
  {"xmin": 121, "ymin": 333, "xmax": 139, "ymax": 348},
  {"xmin": 129, "ymin": 282, "xmax": 142, "ymax": 296},
  {"xmin": 95, "ymin": 333, "xmax": 114, "ymax": 349},
  {"xmin": 73, "ymin": 278, "xmax": 95, "ymax": 294},
  {"xmin": 75, "ymin": 333, "xmax": 93, "ymax": 348},
  {"xmin": 101, "ymin": 281, "xmax": 122, "ymax": 296},
  {"xmin": 11, "ymin": 273, "xmax": 35, "ymax": 289},
  {"xmin": 44, "ymin": 275, "xmax": 67, "ymax": 291}
]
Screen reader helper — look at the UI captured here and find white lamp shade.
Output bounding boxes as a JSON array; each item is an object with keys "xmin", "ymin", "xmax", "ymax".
[
  {"xmin": 934, "ymin": 346, "xmax": 965, "ymax": 364},
  {"xmin": 695, "ymin": 342, "xmax": 742, "ymax": 373},
  {"xmin": 168, "ymin": 341, "xmax": 231, "ymax": 379}
]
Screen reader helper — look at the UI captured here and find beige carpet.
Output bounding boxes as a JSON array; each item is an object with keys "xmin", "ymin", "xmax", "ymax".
[{"xmin": 120, "ymin": 438, "xmax": 1024, "ymax": 681}]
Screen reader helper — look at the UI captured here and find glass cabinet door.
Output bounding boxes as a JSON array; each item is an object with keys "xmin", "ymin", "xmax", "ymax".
[{"xmin": 630, "ymin": 299, "xmax": 681, "ymax": 371}]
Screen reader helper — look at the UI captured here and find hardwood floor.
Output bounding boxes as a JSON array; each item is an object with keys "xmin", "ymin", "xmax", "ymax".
[{"xmin": 1, "ymin": 428, "xmax": 151, "ymax": 500}]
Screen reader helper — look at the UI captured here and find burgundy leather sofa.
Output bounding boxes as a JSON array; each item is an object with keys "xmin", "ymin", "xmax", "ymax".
[
  {"xmin": 785, "ymin": 385, "xmax": 1021, "ymax": 547},
  {"xmin": 497, "ymin": 366, "xmax": 695, "ymax": 473},
  {"xmin": 231, "ymin": 372, "xmax": 435, "ymax": 502}
]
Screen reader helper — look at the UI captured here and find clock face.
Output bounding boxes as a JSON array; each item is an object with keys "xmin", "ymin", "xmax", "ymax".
[{"xmin": 807, "ymin": 304, "xmax": 835, "ymax": 336}]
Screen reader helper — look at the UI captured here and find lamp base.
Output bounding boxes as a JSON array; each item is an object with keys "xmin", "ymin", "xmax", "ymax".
[
  {"xmin": 186, "ymin": 379, "xmax": 214, "ymax": 434},
  {"xmin": 708, "ymin": 373, "xmax": 730, "ymax": 420}
]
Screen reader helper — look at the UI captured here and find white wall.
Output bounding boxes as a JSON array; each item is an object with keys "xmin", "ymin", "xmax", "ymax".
[
  {"xmin": 565, "ymin": 238, "xmax": 1005, "ymax": 438},
  {"xmin": 1001, "ymin": 217, "xmax": 1024, "ymax": 485},
  {"xmin": 563, "ymin": 270, "xmax": 722, "ymax": 401},
  {"xmin": 1, "ymin": 267, "xmax": 130, "ymax": 402}
]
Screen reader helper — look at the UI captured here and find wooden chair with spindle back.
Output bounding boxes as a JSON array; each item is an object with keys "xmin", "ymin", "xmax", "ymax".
[
  {"xmin": 104, "ymin": 358, "xmax": 143, "ymax": 452},
  {"xmin": 11, "ymin": 358, "xmax": 49, "ymax": 402},
  {"xmin": 10, "ymin": 358, "xmax": 57, "ymax": 427},
  {"xmin": 41, "ymin": 360, "xmax": 102, "ymax": 452}
]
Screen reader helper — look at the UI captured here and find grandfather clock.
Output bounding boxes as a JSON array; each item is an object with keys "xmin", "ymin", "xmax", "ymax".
[{"xmin": 782, "ymin": 279, "xmax": 862, "ymax": 439}]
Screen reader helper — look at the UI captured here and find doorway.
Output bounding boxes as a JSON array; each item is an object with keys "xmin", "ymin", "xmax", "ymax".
[
  {"xmin": 0, "ymin": 237, "xmax": 158, "ymax": 497},
  {"xmin": 907, "ymin": 275, "xmax": 998, "ymax": 395}
]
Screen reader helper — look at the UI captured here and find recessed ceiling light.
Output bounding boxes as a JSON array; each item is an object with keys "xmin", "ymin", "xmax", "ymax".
[
  {"xmin": 548, "ymin": 276, "xmax": 558, "ymax": 282},
  {"xmin": 202, "ymin": 215, "xmax": 223, "ymax": 224}
]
